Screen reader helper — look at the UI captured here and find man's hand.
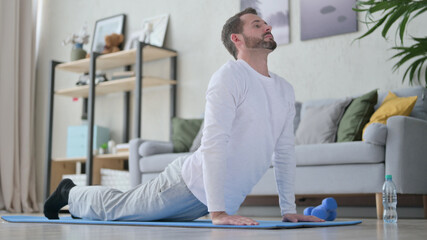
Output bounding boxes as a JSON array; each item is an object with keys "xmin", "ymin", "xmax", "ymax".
[
  {"xmin": 211, "ymin": 211, "xmax": 259, "ymax": 225},
  {"xmin": 282, "ymin": 213, "xmax": 325, "ymax": 223}
]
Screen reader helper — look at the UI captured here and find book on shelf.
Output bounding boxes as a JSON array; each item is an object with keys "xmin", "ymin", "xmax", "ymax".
[{"xmin": 116, "ymin": 143, "xmax": 129, "ymax": 153}]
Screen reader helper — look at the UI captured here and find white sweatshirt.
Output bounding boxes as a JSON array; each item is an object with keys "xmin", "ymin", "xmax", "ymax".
[{"xmin": 181, "ymin": 59, "xmax": 297, "ymax": 216}]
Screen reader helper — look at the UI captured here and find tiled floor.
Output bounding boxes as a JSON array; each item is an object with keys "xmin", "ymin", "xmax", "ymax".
[{"xmin": 1, "ymin": 213, "xmax": 427, "ymax": 240}]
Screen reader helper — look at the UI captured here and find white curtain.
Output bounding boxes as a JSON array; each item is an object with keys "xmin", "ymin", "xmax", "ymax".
[{"xmin": 0, "ymin": 0, "xmax": 39, "ymax": 213}]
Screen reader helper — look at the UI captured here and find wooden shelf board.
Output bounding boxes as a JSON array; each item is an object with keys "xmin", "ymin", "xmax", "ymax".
[
  {"xmin": 55, "ymin": 77, "xmax": 176, "ymax": 98},
  {"xmin": 56, "ymin": 46, "xmax": 177, "ymax": 73},
  {"xmin": 95, "ymin": 152, "xmax": 129, "ymax": 160},
  {"xmin": 52, "ymin": 157, "xmax": 86, "ymax": 163},
  {"xmin": 52, "ymin": 152, "xmax": 129, "ymax": 163}
]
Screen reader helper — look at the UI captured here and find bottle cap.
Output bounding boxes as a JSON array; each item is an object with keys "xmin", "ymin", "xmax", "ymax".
[{"xmin": 385, "ymin": 175, "xmax": 392, "ymax": 180}]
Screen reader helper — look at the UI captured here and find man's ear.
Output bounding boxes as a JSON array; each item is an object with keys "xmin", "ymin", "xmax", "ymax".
[{"xmin": 230, "ymin": 33, "xmax": 242, "ymax": 44}]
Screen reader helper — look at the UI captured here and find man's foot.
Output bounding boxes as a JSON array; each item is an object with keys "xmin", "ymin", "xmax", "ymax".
[
  {"xmin": 71, "ymin": 214, "xmax": 81, "ymax": 219},
  {"xmin": 43, "ymin": 179, "xmax": 76, "ymax": 219}
]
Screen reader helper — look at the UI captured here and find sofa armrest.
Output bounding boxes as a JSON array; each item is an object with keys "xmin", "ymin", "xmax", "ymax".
[
  {"xmin": 139, "ymin": 141, "xmax": 174, "ymax": 157},
  {"xmin": 386, "ymin": 116, "xmax": 427, "ymax": 194},
  {"xmin": 129, "ymin": 138, "xmax": 145, "ymax": 187},
  {"xmin": 129, "ymin": 139, "xmax": 174, "ymax": 187}
]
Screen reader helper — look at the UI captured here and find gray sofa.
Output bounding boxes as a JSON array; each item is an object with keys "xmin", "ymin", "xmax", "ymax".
[{"xmin": 129, "ymin": 86, "xmax": 427, "ymax": 218}]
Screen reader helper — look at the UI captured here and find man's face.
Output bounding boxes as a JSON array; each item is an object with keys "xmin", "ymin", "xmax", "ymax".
[{"xmin": 240, "ymin": 14, "xmax": 277, "ymax": 51}]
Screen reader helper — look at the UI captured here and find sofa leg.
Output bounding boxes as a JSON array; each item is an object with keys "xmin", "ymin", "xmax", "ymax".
[
  {"xmin": 423, "ymin": 195, "xmax": 427, "ymax": 219},
  {"xmin": 375, "ymin": 193, "xmax": 383, "ymax": 220}
]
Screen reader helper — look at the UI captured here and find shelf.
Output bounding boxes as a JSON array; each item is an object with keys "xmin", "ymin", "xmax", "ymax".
[
  {"xmin": 55, "ymin": 77, "xmax": 176, "ymax": 98},
  {"xmin": 45, "ymin": 42, "xmax": 178, "ymax": 197},
  {"xmin": 52, "ymin": 152, "xmax": 130, "ymax": 163},
  {"xmin": 56, "ymin": 45, "xmax": 177, "ymax": 73}
]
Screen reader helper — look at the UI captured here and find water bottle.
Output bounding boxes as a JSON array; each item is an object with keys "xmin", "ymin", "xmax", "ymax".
[{"xmin": 382, "ymin": 175, "xmax": 398, "ymax": 223}]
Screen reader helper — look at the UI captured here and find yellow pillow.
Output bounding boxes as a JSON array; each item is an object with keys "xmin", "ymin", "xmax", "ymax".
[{"xmin": 363, "ymin": 91, "xmax": 417, "ymax": 134}]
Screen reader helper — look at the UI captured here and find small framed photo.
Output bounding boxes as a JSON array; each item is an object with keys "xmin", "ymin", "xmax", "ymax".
[
  {"xmin": 142, "ymin": 14, "xmax": 169, "ymax": 47},
  {"xmin": 124, "ymin": 14, "xmax": 169, "ymax": 50},
  {"xmin": 91, "ymin": 14, "xmax": 126, "ymax": 53}
]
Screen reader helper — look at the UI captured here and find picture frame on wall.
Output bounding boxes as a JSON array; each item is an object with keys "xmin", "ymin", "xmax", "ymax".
[
  {"xmin": 91, "ymin": 14, "xmax": 126, "ymax": 53},
  {"xmin": 300, "ymin": 0, "xmax": 358, "ymax": 41}
]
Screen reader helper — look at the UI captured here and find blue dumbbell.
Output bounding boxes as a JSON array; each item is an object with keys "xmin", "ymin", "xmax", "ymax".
[
  {"xmin": 303, "ymin": 206, "xmax": 314, "ymax": 216},
  {"xmin": 322, "ymin": 197, "xmax": 337, "ymax": 211},
  {"xmin": 303, "ymin": 197, "xmax": 337, "ymax": 221},
  {"xmin": 326, "ymin": 209, "xmax": 337, "ymax": 221}
]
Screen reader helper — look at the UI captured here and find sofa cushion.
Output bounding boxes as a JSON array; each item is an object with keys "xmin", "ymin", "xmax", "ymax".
[
  {"xmin": 376, "ymin": 86, "xmax": 427, "ymax": 121},
  {"xmin": 139, "ymin": 153, "xmax": 191, "ymax": 172},
  {"xmin": 363, "ymin": 123, "xmax": 387, "ymax": 146},
  {"xmin": 296, "ymin": 98, "xmax": 351, "ymax": 145},
  {"xmin": 364, "ymin": 91, "xmax": 417, "ymax": 133},
  {"xmin": 294, "ymin": 101, "xmax": 302, "ymax": 133},
  {"xmin": 171, "ymin": 118, "xmax": 203, "ymax": 153},
  {"xmin": 337, "ymin": 89, "xmax": 378, "ymax": 142},
  {"xmin": 250, "ymin": 164, "xmax": 385, "ymax": 195},
  {"xmin": 300, "ymin": 98, "xmax": 341, "ymax": 118},
  {"xmin": 294, "ymin": 164, "xmax": 385, "ymax": 194},
  {"xmin": 189, "ymin": 121, "xmax": 204, "ymax": 152},
  {"xmin": 295, "ymin": 141, "xmax": 384, "ymax": 166}
]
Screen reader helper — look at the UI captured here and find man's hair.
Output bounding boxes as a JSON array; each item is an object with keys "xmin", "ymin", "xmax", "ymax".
[{"xmin": 221, "ymin": 8, "xmax": 258, "ymax": 59}]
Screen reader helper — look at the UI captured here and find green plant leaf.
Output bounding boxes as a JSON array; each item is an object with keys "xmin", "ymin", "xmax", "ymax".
[
  {"xmin": 412, "ymin": 5, "xmax": 427, "ymax": 18},
  {"xmin": 425, "ymin": 64, "xmax": 427, "ymax": 87},
  {"xmin": 402, "ymin": 63, "xmax": 412, "ymax": 83},
  {"xmin": 394, "ymin": 50, "xmax": 420, "ymax": 70},
  {"xmin": 416, "ymin": 58, "xmax": 427, "ymax": 82},
  {"xmin": 368, "ymin": 1, "xmax": 399, "ymax": 14},
  {"xmin": 357, "ymin": 13, "xmax": 390, "ymax": 39},
  {"xmin": 390, "ymin": 49, "xmax": 408, "ymax": 60},
  {"xmin": 408, "ymin": 59, "xmax": 424, "ymax": 83},
  {"xmin": 382, "ymin": 6, "xmax": 406, "ymax": 39},
  {"xmin": 399, "ymin": 12, "xmax": 411, "ymax": 44},
  {"xmin": 354, "ymin": 0, "xmax": 427, "ymax": 86}
]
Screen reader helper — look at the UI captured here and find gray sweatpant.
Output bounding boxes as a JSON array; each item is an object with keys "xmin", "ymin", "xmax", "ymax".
[{"xmin": 68, "ymin": 156, "xmax": 208, "ymax": 221}]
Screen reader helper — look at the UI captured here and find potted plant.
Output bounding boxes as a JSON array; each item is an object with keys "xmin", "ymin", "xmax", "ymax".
[
  {"xmin": 354, "ymin": 0, "xmax": 427, "ymax": 87},
  {"xmin": 62, "ymin": 24, "xmax": 90, "ymax": 61}
]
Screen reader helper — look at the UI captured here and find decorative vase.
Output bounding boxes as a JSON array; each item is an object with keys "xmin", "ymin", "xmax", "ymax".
[{"xmin": 70, "ymin": 43, "xmax": 87, "ymax": 61}]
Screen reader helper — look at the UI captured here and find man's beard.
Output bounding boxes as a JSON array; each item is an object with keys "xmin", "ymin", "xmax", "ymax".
[{"xmin": 242, "ymin": 33, "xmax": 277, "ymax": 51}]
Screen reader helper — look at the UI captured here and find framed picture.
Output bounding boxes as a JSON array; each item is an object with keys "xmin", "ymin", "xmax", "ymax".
[
  {"xmin": 241, "ymin": 0, "xmax": 290, "ymax": 45},
  {"xmin": 124, "ymin": 14, "xmax": 169, "ymax": 50},
  {"xmin": 300, "ymin": 0, "xmax": 358, "ymax": 41},
  {"xmin": 141, "ymin": 14, "xmax": 169, "ymax": 47},
  {"xmin": 91, "ymin": 14, "xmax": 126, "ymax": 53}
]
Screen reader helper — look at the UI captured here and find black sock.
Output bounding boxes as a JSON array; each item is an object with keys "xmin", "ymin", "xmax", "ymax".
[{"xmin": 43, "ymin": 178, "xmax": 76, "ymax": 220}]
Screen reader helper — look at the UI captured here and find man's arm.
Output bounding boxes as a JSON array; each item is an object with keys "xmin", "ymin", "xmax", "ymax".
[
  {"xmin": 201, "ymin": 70, "xmax": 238, "ymax": 217},
  {"xmin": 273, "ymin": 96, "xmax": 323, "ymax": 222},
  {"xmin": 273, "ymin": 97, "xmax": 297, "ymax": 216},
  {"xmin": 202, "ymin": 69, "xmax": 261, "ymax": 225}
]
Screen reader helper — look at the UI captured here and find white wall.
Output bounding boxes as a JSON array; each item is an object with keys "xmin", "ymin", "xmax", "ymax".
[{"xmin": 35, "ymin": 0, "xmax": 427, "ymax": 204}]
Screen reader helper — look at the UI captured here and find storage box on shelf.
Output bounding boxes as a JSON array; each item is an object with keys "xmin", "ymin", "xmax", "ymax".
[
  {"xmin": 63, "ymin": 168, "xmax": 131, "ymax": 192},
  {"xmin": 45, "ymin": 43, "xmax": 177, "ymax": 198},
  {"xmin": 51, "ymin": 152, "xmax": 130, "ymax": 193},
  {"xmin": 66, "ymin": 125, "xmax": 110, "ymax": 158}
]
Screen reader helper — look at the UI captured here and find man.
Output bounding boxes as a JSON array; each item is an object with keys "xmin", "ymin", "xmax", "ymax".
[{"xmin": 44, "ymin": 8, "xmax": 322, "ymax": 225}]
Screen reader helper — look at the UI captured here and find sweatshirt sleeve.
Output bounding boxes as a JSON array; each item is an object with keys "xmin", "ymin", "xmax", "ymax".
[
  {"xmin": 200, "ymin": 68, "xmax": 240, "ymax": 212},
  {"xmin": 273, "ymin": 89, "xmax": 297, "ymax": 215}
]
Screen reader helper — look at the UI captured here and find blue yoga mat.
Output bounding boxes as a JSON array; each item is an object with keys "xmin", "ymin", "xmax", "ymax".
[{"xmin": 2, "ymin": 215, "xmax": 362, "ymax": 229}]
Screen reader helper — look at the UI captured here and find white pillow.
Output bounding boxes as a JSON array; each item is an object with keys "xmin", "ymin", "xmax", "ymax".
[{"xmin": 296, "ymin": 98, "xmax": 352, "ymax": 145}]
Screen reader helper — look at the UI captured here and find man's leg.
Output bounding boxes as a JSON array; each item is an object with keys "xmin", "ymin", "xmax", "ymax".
[
  {"xmin": 67, "ymin": 155, "xmax": 208, "ymax": 221},
  {"xmin": 44, "ymin": 179, "xmax": 76, "ymax": 219}
]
